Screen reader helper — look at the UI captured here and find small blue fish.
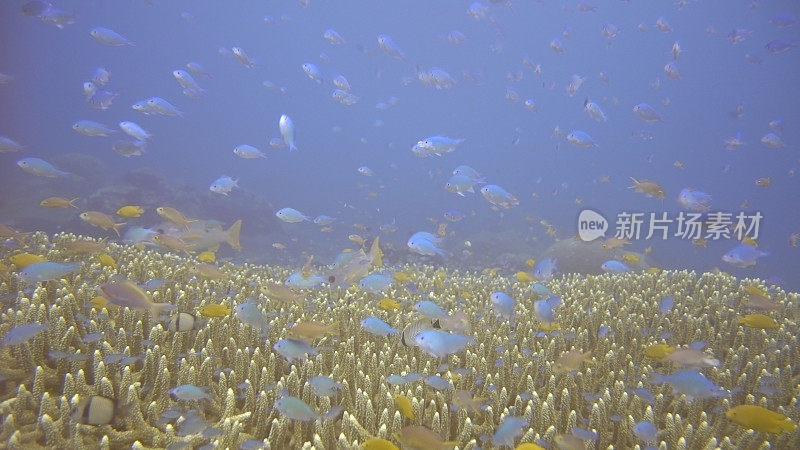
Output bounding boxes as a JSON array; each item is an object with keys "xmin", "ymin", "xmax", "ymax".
[
  {"xmin": 17, "ymin": 157, "xmax": 71, "ymax": 178},
  {"xmin": 633, "ymin": 103, "xmax": 663, "ymax": 122},
  {"xmin": 407, "ymin": 236, "xmax": 446, "ymax": 258},
  {"xmin": 533, "ymin": 296, "xmax": 561, "ymax": 325},
  {"xmin": 233, "ymin": 144, "xmax": 266, "ymax": 159},
  {"xmin": 234, "ymin": 303, "xmax": 269, "ymax": 336},
  {"xmin": 490, "ymin": 292, "xmax": 516, "ymax": 322},
  {"xmin": 414, "ymin": 329, "xmax": 475, "ymax": 358},
  {"xmin": 530, "ymin": 283, "xmax": 553, "ymax": 298},
  {"xmin": 677, "ymin": 188, "xmax": 712, "ymax": 211},
  {"xmin": 301, "ymin": 62, "xmax": 324, "ymax": 84},
  {"xmin": 276, "ymin": 207, "xmax": 311, "ymax": 223},
  {"xmin": 492, "ymin": 416, "xmax": 527, "ymax": 447},
  {"xmin": 632, "ymin": 387, "xmax": 655, "ymax": 404},
  {"xmin": 633, "ymin": 421, "xmax": 659, "ymax": 443},
  {"xmin": 413, "ymin": 300, "xmax": 448, "ymax": 318},
  {"xmin": 273, "ymin": 338, "xmax": 318, "ymax": 363},
  {"xmin": 169, "ymin": 384, "xmax": 212, "ymax": 401},
  {"xmin": 443, "ymin": 209, "xmax": 467, "ymax": 222},
  {"xmin": 145, "ymin": 97, "xmax": 183, "ymax": 117},
  {"xmin": 90, "ymin": 27, "xmax": 134, "ymax": 46},
  {"xmin": 480, "ymin": 184, "xmax": 519, "ymax": 209},
  {"xmin": 0, "ymin": 323, "xmax": 47, "ymax": 346},
  {"xmin": 566, "ymin": 130, "xmax": 598, "ymax": 147},
  {"xmin": 601, "ymin": 260, "xmax": 631, "ymax": 273},
  {"xmin": 274, "ymin": 396, "xmax": 341, "ymax": 422},
  {"xmin": 722, "ymin": 245, "xmax": 769, "ymax": 268},
  {"xmin": 358, "ymin": 273, "xmax": 393, "ymax": 294},
  {"xmin": 18, "ymin": 261, "xmax": 80, "ymax": 283},
  {"xmin": 308, "ymin": 375, "xmax": 342, "ymax": 397},
  {"xmin": 377, "ymin": 34, "xmax": 405, "ymax": 60},
  {"xmin": 650, "ymin": 369, "xmax": 727, "ymax": 400},
  {"xmin": 424, "ymin": 375, "xmax": 452, "ymax": 391},
  {"xmin": 313, "ymin": 215, "xmax": 336, "ymax": 226},
  {"xmin": 534, "ymin": 258, "xmax": 558, "ymax": 281},
  {"xmin": 279, "ymin": 114, "xmax": 297, "ymax": 151},
  {"xmin": 360, "ymin": 317, "xmax": 398, "ymax": 336},
  {"xmin": 73, "ymin": 120, "xmax": 116, "ymax": 136}
]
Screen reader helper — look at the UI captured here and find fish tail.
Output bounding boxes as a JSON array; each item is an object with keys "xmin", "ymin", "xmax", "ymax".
[
  {"xmin": 226, "ymin": 220, "xmax": 242, "ymax": 251},
  {"xmin": 289, "ymin": 143, "xmax": 298, "ymax": 152},
  {"xmin": 149, "ymin": 302, "xmax": 171, "ymax": 319},
  {"xmin": 113, "ymin": 223, "xmax": 126, "ymax": 237},
  {"xmin": 69, "ymin": 197, "xmax": 80, "ymax": 208},
  {"xmin": 369, "ymin": 236, "xmax": 382, "ymax": 267}
]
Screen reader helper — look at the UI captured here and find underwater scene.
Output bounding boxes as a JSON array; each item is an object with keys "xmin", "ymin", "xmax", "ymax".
[{"xmin": 1, "ymin": 0, "xmax": 799, "ymax": 449}]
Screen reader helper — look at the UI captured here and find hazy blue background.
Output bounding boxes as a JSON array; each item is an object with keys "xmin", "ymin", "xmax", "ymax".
[{"xmin": 1, "ymin": 0, "xmax": 798, "ymax": 289}]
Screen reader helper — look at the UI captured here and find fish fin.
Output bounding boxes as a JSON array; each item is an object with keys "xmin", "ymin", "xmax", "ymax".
[
  {"xmin": 467, "ymin": 186, "xmax": 474, "ymax": 193},
  {"xmin": 226, "ymin": 220, "xmax": 242, "ymax": 251},
  {"xmin": 149, "ymin": 302, "xmax": 171, "ymax": 319},
  {"xmin": 369, "ymin": 236, "xmax": 382, "ymax": 267},
  {"xmin": 113, "ymin": 223, "xmax": 126, "ymax": 237}
]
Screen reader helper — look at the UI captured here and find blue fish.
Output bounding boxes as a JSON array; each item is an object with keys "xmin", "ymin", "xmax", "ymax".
[
  {"xmin": 678, "ymin": 188, "xmax": 712, "ymax": 211},
  {"xmin": 490, "ymin": 292, "xmax": 516, "ymax": 322},
  {"xmin": 650, "ymin": 370, "xmax": 728, "ymax": 400},
  {"xmin": 358, "ymin": 273, "xmax": 393, "ymax": 294},
  {"xmin": 360, "ymin": 317, "xmax": 398, "ymax": 336},
  {"xmin": 443, "ymin": 209, "xmax": 467, "ymax": 222},
  {"xmin": 601, "ymin": 260, "xmax": 631, "ymax": 273},
  {"xmin": 17, "ymin": 157, "xmax": 71, "ymax": 178},
  {"xmin": 18, "ymin": 261, "xmax": 80, "ymax": 283},
  {"xmin": 533, "ymin": 257, "xmax": 558, "ymax": 281},
  {"xmin": 722, "ymin": 245, "xmax": 768, "ymax": 268}
]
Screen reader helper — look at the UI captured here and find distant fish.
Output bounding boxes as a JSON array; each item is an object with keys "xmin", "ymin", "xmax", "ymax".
[
  {"xmin": 480, "ymin": 184, "xmax": 519, "ymax": 209},
  {"xmin": 323, "ymin": 28, "xmax": 345, "ymax": 45},
  {"xmin": 72, "ymin": 120, "xmax": 115, "ymax": 137},
  {"xmin": 90, "ymin": 27, "xmax": 134, "ymax": 46},
  {"xmin": 279, "ymin": 114, "xmax": 297, "ymax": 151},
  {"xmin": 377, "ymin": 34, "xmax": 405, "ymax": 60},
  {"xmin": 533, "ymin": 257, "xmax": 557, "ymax": 281},
  {"xmin": 722, "ymin": 245, "xmax": 768, "ymax": 268},
  {"xmin": 209, "ymin": 175, "xmax": 239, "ymax": 196},
  {"xmin": 566, "ymin": 130, "xmax": 598, "ymax": 147},
  {"xmin": 276, "ymin": 207, "xmax": 311, "ymax": 223},
  {"xmin": 17, "ymin": 157, "xmax": 71, "ymax": 177},
  {"xmin": 233, "ymin": 144, "xmax": 266, "ymax": 159},
  {"xmin": 0, "ymin": 323, "xmax": 47, "ymax": 346},
  {"xmin": 633, "ymin": 103, "xmax": 663, "ymax": 122}
]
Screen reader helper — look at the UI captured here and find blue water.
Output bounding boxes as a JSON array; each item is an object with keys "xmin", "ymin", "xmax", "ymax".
[{"xmin": 1, "ymin": 0, "xmax": 798, "ymax": 289}]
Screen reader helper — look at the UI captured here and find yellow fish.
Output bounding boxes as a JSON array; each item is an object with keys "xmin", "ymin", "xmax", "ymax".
[
  {"xmin": 553, "ymin": 349, "xmax": 592, "ymax": 373},
  {"xmin": 515, "ymin": 444, "xmax": 545, "ymax": 450},
  {"xmin": 525, "ymin": 258, "xmax": 536, "ymax": 268},
  {"xmin": 9, "ymin": 253, "xmax": 46, "ymax": 269},
  {"xmin": 393, "ymin": 271, "xmax": 412, "ymax": 282},
  {"xmin": 628, "ymin": 177, "xmax": 665, "ymax": 199},
  {"xmin": 377, "ymin": 298, "xmax": 400, "ymax": 311},
  {"xmin": 116, "ymin": 205, "xmax": 144, "ymax": 218},
  {"xmin": 725, "ymin": 405, "xmax": 796, "ymax": 433},
  {"xmin": 97, "ymin": 253, "xmax": 117, "ymax": 269},
  {"xmin": 744, "ymin": 285, "xmax": 769, "ymax": 298},
  {"xmin": 646, "ymin": 267, "xmax": 663, "ymax": 274},
  {"xmin": 539, "ymin": 323, "xmax": 561, "ymax": 332},
  {"xmin": 197, "ymin": 251, "xmax": 216, "ymax": 263},
  {"xmin": 362, "ymin": 438, "xmax": 399, "ymax": 450},
  {"xmin": 88, "ymin": 296, "xmax": 114, "ymax": 310},
  {"xmin": 437, "ymin": 223, "xmax": 447, "ymax": 237},
  {"xmin": 514, "ymin": 271, "xmax": 534, "ymax": 283},
  {"xmin": 644, "ymin": 343, "xmax": 675, "ymax": 359},
  {"xmin": 393, "ymin": 394, "xmax": 414, "ymax": 420},
  {"xmin": 622, "ymin": 253, "xmax": 640, "ymax": 264},
  {"xmin": 738, "ymin": 314, "xmax": 779, "ymax": 330},
  {"xmin": 197, "ymin": 304, "xmax": 231, "ymax": 318},
  {"xmin": 741, "ymin": 236, "xmax": 758, "ymax": 247},
  {"xmin": 40, "ymin": 196, "xmax": 79, "ymax": 208},
  {"xmin": 156, "ymin": 206, "xmax": 196, "ymax": 231}
]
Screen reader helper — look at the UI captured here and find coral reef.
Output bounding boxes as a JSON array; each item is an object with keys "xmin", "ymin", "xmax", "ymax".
[{"xmin": 0, "ymin": 232, "xmax": 797, "ymax": 448}]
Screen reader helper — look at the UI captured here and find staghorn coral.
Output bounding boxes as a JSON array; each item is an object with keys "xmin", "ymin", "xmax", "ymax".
[{"xmin": 0, "ymin": 232, "xmax": 797, "ymax": 449}]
